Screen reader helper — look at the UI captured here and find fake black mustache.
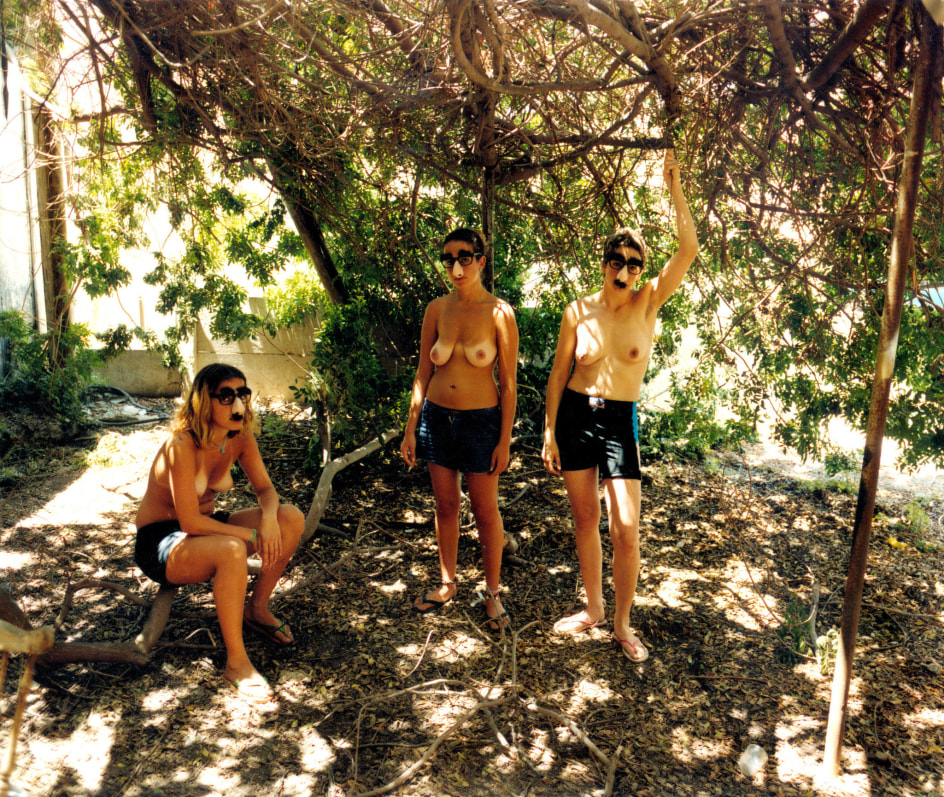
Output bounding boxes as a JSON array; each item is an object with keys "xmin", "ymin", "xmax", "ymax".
[
  {"xmin": 614, "ymin": 279, "xmax": 628, "ymax": 289},
  {"xmin": 230, "ymin": 413, "xmax": 244, "ymax": 421}
]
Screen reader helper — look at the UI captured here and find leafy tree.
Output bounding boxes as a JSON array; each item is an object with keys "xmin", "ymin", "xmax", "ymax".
[{"xmin": 2, "ymin": 0, "xmax": 941, "ymax": 468}]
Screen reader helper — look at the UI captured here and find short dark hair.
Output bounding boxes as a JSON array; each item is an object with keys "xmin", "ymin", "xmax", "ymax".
[
  {"xmin": 444, "ymin": 228, "xmax": 486, "ymax": 256},
  {"xmin": 603, "ymin": 227, "xmax": 647, "ymax": 267}
]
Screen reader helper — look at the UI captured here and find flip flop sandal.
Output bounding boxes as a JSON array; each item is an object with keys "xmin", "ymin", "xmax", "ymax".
[
  {"xmin": 244, "ymin": 617, "xmax": 294, "ymax": 646},
  {"xmin": 614, "ymin": 632, "xmax": 649, "ymax": 663},
  {"xmin": 222, "ymin": 674, "xmax": 277, "ymax": 708},
  {"xmin": 484, "ymin": 587, "xmax": 511, "ymax": 632},
  {"xmin": 553, "ymin": 616, "xmax": 604, "ymax": 636},
  {"xmin": 412, "ymin": 580, "xmax": 456, "ymax": 614}
]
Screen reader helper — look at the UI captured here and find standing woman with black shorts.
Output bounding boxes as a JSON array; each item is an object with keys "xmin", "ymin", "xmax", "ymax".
[
  {"xmin": 542, "ymin": 150, "xmax": 698, "ymax": 663},
  {"xmin": 135, "ymin": 363, "xmax": 304, "ymax": 705},
  {"xmin": 400, "ymin": 229, "xmax": 518, "ymax": 630}
]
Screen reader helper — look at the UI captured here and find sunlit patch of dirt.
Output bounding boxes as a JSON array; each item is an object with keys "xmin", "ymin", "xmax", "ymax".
[{"xmin": 0, "ymin": 403, "xmax": 942, "ymax": 796}]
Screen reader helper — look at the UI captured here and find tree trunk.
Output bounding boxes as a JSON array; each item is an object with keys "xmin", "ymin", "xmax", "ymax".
[
  {"xmin": 822, "ymin": 7, "xmax": 942, "ymax": 779},
  {"xmin": 281, "ymin": 192, "xmax": 349, "ymax": 306},
  {"xmin": 33, "ymin": 104, "xmax": 69, "ymax": 342},
  {"xmin": 482, "ymin": 163, "xmax": 496, "ymax": 292}
]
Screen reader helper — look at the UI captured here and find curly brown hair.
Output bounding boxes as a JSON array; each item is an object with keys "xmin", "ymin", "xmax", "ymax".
[{"xmin": 171, "ymin": 363, "xmax": 255, "ymax": 449}]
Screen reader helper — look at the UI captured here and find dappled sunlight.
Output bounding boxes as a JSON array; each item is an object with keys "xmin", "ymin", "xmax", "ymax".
[
  {"xmin": 395, "ymin": 629, "xmax": 488, "ymax": 670},
  {"xmin": 0, "ymin": 549, "xmax": 34, "ymax": 570},
  {"xmin": 140, "ymin": 686, "xmax": 184, "ymax": 715},
  {"xmin": 646, "ymin": 565, "xmax": 706, "ymax": 608},
  {"xmin": 375, "ymin": 577, "xmax": 407, "ymax": 595},
  {"xmin": 25, "ymin": 708, "xmax": 116, "ymax": 794},
  {"xmin": 669, "ymin": 724, "xmax": 730, "ymax": 765},
  {"xmin": 560, "ymin": 676, "xmax": 618, "ymax": 715},
  {"xmin": 416, "ymin": 690, "xmax": 482, "ymax": 735}
]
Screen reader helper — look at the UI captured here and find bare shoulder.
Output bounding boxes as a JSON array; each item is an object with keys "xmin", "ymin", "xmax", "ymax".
[
  {"xmin": 491, "ymin": 296, "xmax": 516, "ymax": 321},
  {"xmin": 166, "ymin": 431, "xmax": 197, "ymax": 457},
  {"xmin": 571, "ymin": 292, "xmax": 605, "ymax": 317},
  {"xmin": 427, "ymin": 295, "xmax": 449, "ymax": 314}
]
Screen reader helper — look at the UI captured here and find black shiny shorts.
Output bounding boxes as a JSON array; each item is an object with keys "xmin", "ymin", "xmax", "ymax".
[
  {"xmin": 134, "ymin": 511, "xmax": 230, "ymax": 586},
  {"xmin": 415, "ymin": 399, "xmax": 501, "ymax": 474},
  {"xmin": 555, "ymin": 387, "xmax": 641, "ymax": 480}
]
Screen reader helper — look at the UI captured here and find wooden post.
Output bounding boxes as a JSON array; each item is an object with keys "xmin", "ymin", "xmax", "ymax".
[{"xmin": 822, "ymin": 8, "xmax": 942, "ymax": 779}]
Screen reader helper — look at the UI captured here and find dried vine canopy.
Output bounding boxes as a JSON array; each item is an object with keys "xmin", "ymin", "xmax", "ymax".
[{"xmin": 45, "ymin": 0, "xmax": 944, "ymax": 465}]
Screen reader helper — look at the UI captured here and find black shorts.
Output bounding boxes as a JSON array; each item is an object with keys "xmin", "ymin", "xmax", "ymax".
[
  {"xmin": 415, "ymin": 399, "xmax": 501, "ymax": 474},
  {"xmin": 134, "ymin": 511, "xmax": 230, "ymax": 586},
  {"xmin": 555, "ymin": 387, "xmax": 641, "ymax": 480}
]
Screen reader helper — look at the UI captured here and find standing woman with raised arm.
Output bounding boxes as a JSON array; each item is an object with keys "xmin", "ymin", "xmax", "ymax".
[
  {"xmin": 542, "ymin": 150, "xmax": 699, "ymax": 662},
  {"xmin": 135, "ymin": 363, "xmax": 304, "ymax": 706},
  {"xmin": 400, "ymin": 229, "xmax": 518, "ymax": 631}
]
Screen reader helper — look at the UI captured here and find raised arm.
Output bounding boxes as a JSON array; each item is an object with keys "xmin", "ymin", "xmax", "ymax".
[
  {"xmin": 491, "ymin": 300, "xmax": 519, "ymax": 474},
  {"xmin": 649, "ymin": 149, "xmax": 699, "ymax": 310},
  {"xmin": 542, "ymin": 303, "xmax": 578, "ymax": 475}
]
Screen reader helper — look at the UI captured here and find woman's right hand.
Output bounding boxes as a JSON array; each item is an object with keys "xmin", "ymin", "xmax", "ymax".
[
  {"xmin": 400, "ymin": 430, "xmax": 417, "ymax": 468},
  {"xmin": 542, "ymin": 433, "xmax": 561, "ymax": 475}
]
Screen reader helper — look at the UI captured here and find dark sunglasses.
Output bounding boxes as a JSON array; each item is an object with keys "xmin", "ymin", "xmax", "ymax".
[
  {"xmin": 210, "ymin": 386, "xmax": 252, "ymax": 405},
  {"xmin": 606, "ymin": 256, "xmax": 644, "ymax": 274},
  {"xmin": 439, "ymin": 250, "xmax": 482, "ymax": 269}
]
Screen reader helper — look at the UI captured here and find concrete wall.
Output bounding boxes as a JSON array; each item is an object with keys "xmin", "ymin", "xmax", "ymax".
[
  {"xmin": 193, "ymin": 298, "xmax": 316, "ymax": 402},
  {"xmin": 93, "ymin": 350, "xmax": 183, "ymax": 397}
]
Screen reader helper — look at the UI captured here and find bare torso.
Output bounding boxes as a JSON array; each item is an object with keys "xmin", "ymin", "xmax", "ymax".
[
  {"xmin": 426, "ymin": 293, "xmax": 503, "ymax": 410},
  {"xmin": 565, "ymin": 285, "xmax": 657, "ymax": 403},
  {"xmin": 135, "ymin": 432, "xmax": 239, "ymax": 527}
]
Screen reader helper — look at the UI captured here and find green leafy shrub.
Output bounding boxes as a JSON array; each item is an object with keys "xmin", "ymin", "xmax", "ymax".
[
  {"xmin": 0, "ymin": 311, "xmax": 100, "ymax": 427},
  {"xmin": 640, "ymin": 374, "xmax": 755, "ymax": 462}
]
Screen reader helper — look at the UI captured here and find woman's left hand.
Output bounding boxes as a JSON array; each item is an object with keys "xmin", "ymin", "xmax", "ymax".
[{"xmin": 490, "ymin": 442, "xmax": 511, "ymax": 475}]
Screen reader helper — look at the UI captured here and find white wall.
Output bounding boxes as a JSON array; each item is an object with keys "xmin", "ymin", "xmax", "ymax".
[{"xmin": 0, "ymin": 47, "xmax": 42, "ymax": 323}]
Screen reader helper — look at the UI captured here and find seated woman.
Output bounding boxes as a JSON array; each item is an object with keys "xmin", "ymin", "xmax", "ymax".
[{"xmin": 135, "ymin": 363, "xmax": 304, "ymax": 705}]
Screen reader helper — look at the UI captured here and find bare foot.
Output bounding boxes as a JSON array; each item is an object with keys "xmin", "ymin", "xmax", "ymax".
[
  {"xmin": 553, "ymin": 611, "xmax": 605, "ymax": 636},
  {"xmin": 222, "ymin": 665, "xmax": 277, "ymax": 708}
]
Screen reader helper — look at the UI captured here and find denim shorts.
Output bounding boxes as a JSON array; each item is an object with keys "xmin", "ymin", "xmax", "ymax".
[
  {"xmin": 415, "ymin": 399, "xmax": 501, "ymax": 474},
  {"xmin": 134, "ymin": 511, "xmax": 230, "ymax": 586},
  {"xmin": 555, "ymin": 387, "xmax": 641, "ymax": 480}
]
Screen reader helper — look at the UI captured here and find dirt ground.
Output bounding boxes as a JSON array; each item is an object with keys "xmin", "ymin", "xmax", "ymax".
[{"xmin": 1, "ymin": 398, "xmax": 943, "ymax": 797}]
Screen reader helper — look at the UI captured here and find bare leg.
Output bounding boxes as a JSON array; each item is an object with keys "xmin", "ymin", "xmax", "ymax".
[
  {"xmin": 414, "ymin": 463, "xmax": 461, "ymax": 610},
  {"xmin": 554, "ymin": 467, "xmax": 606, "ymax": 634},
  {"xmin": 165, "ymin": 534, "xmax": 259, "ymax": 684},
  {"xmin": 602, "ymin": 477, "xmax": 647, "ymax": 661},
  {"xmin": 230, "ymin": 504, "xmax": 304, "ymax": 643},
  {"xmin": 466, "ymin": 470, "xmax": 508, "ymax": 627}
]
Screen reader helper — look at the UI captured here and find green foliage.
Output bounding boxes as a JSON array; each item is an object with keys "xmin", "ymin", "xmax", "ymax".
[
  {"xmin": 294, "ymin": 297, "xmax": 412, "ymax": 463},
  {"xmin": 515, "ymin": 305, "xmax": 564, "ymax": 442},
  {"xmin": 776, "ymin": 600, "xmax": 814, "ymax": 665},
  {"xmin": 265, "ymin": 270, "xmax": 325, "ymax": 327},
  {"xmin": 823, "ymin": 448, "xmax": 860, "ymax": 476},
  {"xmin": 816, "ymin": 627, "xmax": 839, "ymax": 676},
  {"xmin": 0, "ymin": 311, "xmax": 99, "ymax": 425},
  {"xmin": 889, "ymin": 497, "xmax": 938, "ymax": 553},
  {"xmin": 640, "ymin": 374, "xmax": 756, "ymax": 462}
]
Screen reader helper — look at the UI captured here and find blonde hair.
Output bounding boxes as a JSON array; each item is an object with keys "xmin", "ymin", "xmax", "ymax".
[{"xmin": 171, "ymin": 363, "xmax": 254, "ymax": 449}]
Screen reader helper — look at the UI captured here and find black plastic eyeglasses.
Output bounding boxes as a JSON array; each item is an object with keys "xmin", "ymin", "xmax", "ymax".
[
  {"xmin": 439, "ymin": 250, "xmax": 482, "ymax": 269},
  {"xmin": 606, "ymin": 256, "xmax": 644, "ymax": 274},
  {"xmin": 211, "ymin": 386, "xmax": 252, "ymax": 405}
]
